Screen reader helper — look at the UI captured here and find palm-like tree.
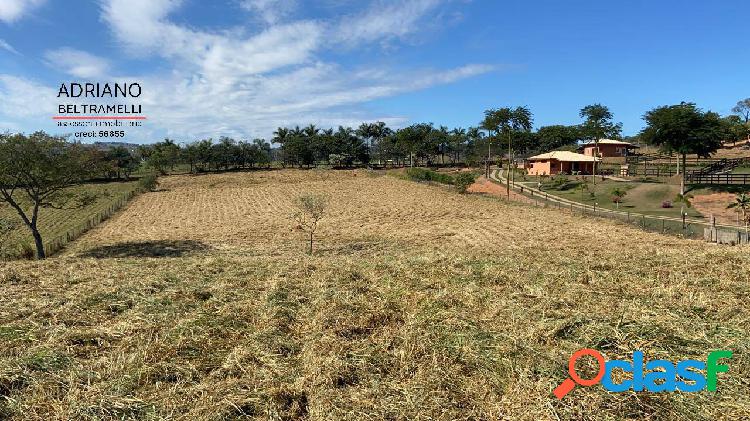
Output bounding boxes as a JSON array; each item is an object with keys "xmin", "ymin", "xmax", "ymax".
[
  {"xmin": 272, "ymin": 127, "xmax": 289, "ymax": 145},
  {"xmin": 369, "ymin": 122, "xmax": 392, "ymax": 166},
  {"xmin": 508, "ymin": 107, "xmax": 533, "ymax": 196},
  {"xmin": 303, "ymin": 124, "xmax": 319, "ymax": 138},
  {"xmin": 727, "ymin": 193, "xmax": 750, "ymax": 233},
  {"xmin": 485, "ymin": 107, "xmax": 533, "ymax": 197},
  {"xmin": 481, "ymin": 109, "xmax": 500, "ymax": 164},
  {"xmin": 450, "ymin": 127, "xmax": 467, "ymax": 163}
]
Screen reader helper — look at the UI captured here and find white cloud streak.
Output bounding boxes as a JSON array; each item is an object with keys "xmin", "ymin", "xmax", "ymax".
[
  {"xmin": 0, "ymin": 0, "xmax": 45, "ymax": 23},
  {"xmin": 44, "ymin": 48, "xmax": 110, "ymax": 78},
  {"xmin": 240, "ymin": 0, "xmax": 297, "ymax": 25},
  {"xmin": 333, "ymin": 0, "xmax": 443, "ymax": 44},
  {"xmin": 0, "ymin": 39, "xmax": 19, "ymax": 55}
]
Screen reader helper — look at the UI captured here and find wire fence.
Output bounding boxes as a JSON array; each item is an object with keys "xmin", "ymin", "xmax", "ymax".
[
  {"xmin": 492, "ymin": 169, "xmax": 749, "ymax": 243},
  {"xmin": 511, "ymin": 188, "xmax": 704, "ymax": 238},
  {"xmin": 42, "ymin": 187, "xmax": 141, "ymax": 257}
]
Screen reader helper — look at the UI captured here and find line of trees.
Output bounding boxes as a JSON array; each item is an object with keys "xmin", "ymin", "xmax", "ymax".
[
  {"xmin": 137, "ymin": 137, "xmax": 273, "ymax": 175},
  {"xmin": 130, "ymin": 99, "xmax": 750, "ymax": 173}
]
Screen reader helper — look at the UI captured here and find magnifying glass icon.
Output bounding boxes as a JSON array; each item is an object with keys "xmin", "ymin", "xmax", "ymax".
[{"xmin": 553, "ymin": 348, "xmax": 606, "ymax": 399}]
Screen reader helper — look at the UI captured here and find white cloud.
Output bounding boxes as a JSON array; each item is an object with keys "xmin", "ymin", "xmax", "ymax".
[
  {"xmin": 240, "ymin": 0, "xmax": 296, "ymax": 25},
  {"xmin": 333, "ymin": 0, "xmax": 444, "ymax": 44},
  {"xmin": 0, "ymin": 39, "xmax": 19, "ymax": 55},
  {"xmin": 0, "ymin": 1, "xmax": 493, "ymax": 142},
  {"xmin": 0, "ymin": 75, "xmax": 56, "ymax": 118},
  {"xmin": 0, "ymin": 0, "xmax": 45, "ymax": 23},
  {"xmin": 136, "ymin": 62, "xmax": 493, "ymax": 141},
  {"xmin": 44, "ymin": 48, "xmax": 110, "ymax": 78},
  {"xmin": 101, "ymin": 0, "xmax": 322, "ymax": 79}
]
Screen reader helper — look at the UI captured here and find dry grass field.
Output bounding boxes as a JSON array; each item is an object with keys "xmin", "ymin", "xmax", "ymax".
[
  {"xmin": 0, "ymin": 181, "xmax": 140, "ymax": 259},
  {"xmin": 1, "ymin": 170, "xmax": 749, "ymax": 420}
]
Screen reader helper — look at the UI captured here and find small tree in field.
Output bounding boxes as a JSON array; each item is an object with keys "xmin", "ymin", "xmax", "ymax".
[
  {"xmin": 292, "ymin": 194, "xmax": 327, "ymax": 254},
  {"xmin": 454, "ymin": 172, "xmax": 477, "ymax": 194},
  {"xmin": 0, "ymin": 132, "xmax": 99, "ymax": 259},
  {"xmin": 610, "ymin": 187, "xmax": 627, "ymax": 209},
  {"xmin": 727, "ymin": 193, "xmax": 750, "ymax": 234},
  {"xmin": 674, "ymin": 193, "xmax": 693, "ymax": 229}
]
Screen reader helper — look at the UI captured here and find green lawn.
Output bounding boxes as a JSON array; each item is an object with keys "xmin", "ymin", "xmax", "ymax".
[
  {"xmin": 529, "ymin": 177, "xmax": 703, "ymax": 218},
  {"xmin": 0, "ymin": 180, "xmax": 140, "ymax": 259},
  {"xmin": 730, "ymin": 166, "xmax": 750, "ymax": 175}
]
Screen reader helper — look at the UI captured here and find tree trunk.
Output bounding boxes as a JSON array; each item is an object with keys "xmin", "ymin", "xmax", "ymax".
[
  {"xmin": 680, "ymin": 153, "xmax": 686, "ymax": 196},
  {"xmin": 592, "ymin": 139, "xmax": 598, "ymax": 185},
  {"xmin": 309, "ymin": 232, "xmax": 314, "ymax": 254},
  {"xmin": 31, "ymin": 225, "xmax": 46, "ymax": 259},
  {"xmin": 507, "ymin": 133, "xmax": 512, "ymax": 199},
  {"xmin": 681, "ymin": 205, "xmax": 686, "ymax": 229}
]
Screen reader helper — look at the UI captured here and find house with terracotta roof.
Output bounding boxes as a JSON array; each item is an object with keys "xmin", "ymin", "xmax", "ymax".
[
  {"xmin": 525, "ymin": 151, "xmax": 600, "ymax": 176},
  {"xmin": 578, "ymin": 139, "xmax": 639, "ymax": 158}
]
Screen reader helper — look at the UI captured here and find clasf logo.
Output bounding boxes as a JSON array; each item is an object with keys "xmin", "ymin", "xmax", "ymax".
[{"xmin": 553, "ymin": 349, "xmax": 733, "ymax": 399}]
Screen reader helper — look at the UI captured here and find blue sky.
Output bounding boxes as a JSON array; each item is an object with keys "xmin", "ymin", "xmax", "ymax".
[{"xmin": 0, "ymin": 0, "xmax": 747, "ymax": 143}]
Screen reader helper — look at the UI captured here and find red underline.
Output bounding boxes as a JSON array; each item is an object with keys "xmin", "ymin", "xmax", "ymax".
[{"xmin": 52, "ymin": 116, "xmax": 148, "ymax": 120}]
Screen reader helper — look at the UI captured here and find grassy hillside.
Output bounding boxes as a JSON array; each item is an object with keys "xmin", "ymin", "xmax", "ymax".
[
  {"xmin": 539, "ymin": 179, "xmax": 704, "ymax": 218},
  {"xmin": 0, "ymin": 180, "xmax": 140, "ymax": 259},
  {"xmin": 1, "ymin": 170, "xmax": 748, "ymax": 420}
]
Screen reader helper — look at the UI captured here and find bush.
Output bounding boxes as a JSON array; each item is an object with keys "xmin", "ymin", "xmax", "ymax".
[
  {"xmin": 139, "ymin": 173, "xmax": 159, "ymax": 192},
  {"xmin": 405, "ymin": 168, "xmax": 454, "ymax": 185},
  {"xmin": 454, "ymin": 172, "xmax": 477, "ymax": 194},
  {"xmin": 544, "ymin": 175, "xmax": 575, "ymax": 190},
  {"xmin": 611, "ymin": 187, "xmax": 627, "ymax": 204}
]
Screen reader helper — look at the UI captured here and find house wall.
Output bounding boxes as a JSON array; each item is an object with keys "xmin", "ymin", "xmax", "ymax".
[
  {"xmin": 582, "ymin": 144, "xmax": 631, "ymax": 158},
  {"xmin": 528, "ymin": 160, "xmax": 596, "ymax": 175},
  {"xmin": 527, "ymin": 160, "xmax": 553, "ymax": 175}
]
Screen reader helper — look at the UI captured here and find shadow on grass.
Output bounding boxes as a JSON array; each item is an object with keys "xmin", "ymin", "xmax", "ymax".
[
  {"xmin": 688, "ymin": 184, "xmax": 750, "ymax": 194},
  {"xmin": 79, "ymin": 240, "xmax": 210, "ymax": 258}
]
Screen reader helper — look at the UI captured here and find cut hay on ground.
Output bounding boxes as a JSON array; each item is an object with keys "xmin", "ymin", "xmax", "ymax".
[{"xmin": 1, "ymin": 170, "xmax": 748, "ymax": 420}]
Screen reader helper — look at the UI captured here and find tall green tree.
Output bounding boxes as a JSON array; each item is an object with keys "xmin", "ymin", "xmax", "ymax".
[
  {"xmin": 140, "ymin": 139, "xmax": 180, "ymax": 175},
  {"xmin": 640, "ymin": 103, "xmax": 728, "ymax": 195},
  {"xmin": 0, "ymin": 132, "xmax": 99, "ymax": 259},
  {"xmin": 104, "ymin": 146, "xmax": 139, "ymax": 179},
  {"xmin": 537, "ymin": 125, "xmax": 581, "ymax": 152},
  {"xmin": 252, "ymin": 138, "xmax": 272, "ymax": 168},
  {"xmin": 449, "ymin": 127, "xmax": 467, "ymax": 163},
  {"xmin": 484, "ymin": 107, "xmax": 533, "ymax": 197},
  {"xmin": 579, "ymin": 104, "xmax": 622, "ymax": 181},
  {"xmin": 480, "ymin": 109, "xmax": 501, "ymax": 162},
  {"xmin": 732, "ymin": 98, "xmax": 750, "ymax": 124},
  {"xmin": 366, "ymin": 122, "xmax": 393, "ymax": 166},
  {"xmin": 465, "ymin": 126, "xmax": 485, "ymax": 166},
  {"xmin": 724, "ymin": 115, "xmax": 750, "ymax": 145}
]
